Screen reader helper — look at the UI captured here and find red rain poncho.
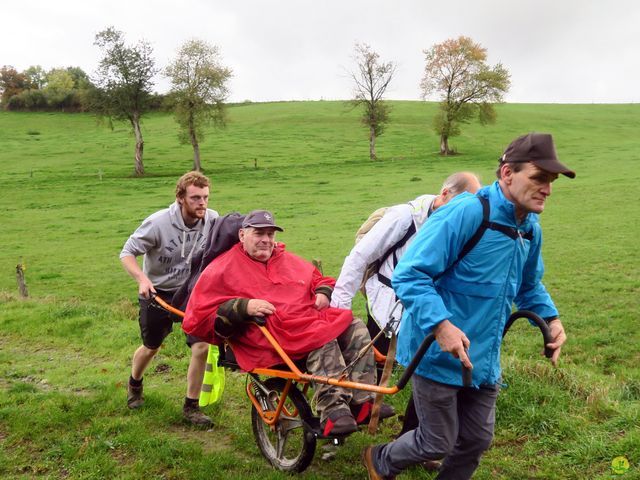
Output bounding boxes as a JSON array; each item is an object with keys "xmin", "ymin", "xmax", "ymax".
[{"xmin": 182, "ymin": 243, "xmax": 354, "ymax": 370}]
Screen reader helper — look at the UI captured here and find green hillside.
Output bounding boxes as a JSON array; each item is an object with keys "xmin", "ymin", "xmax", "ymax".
[{"xmin": 0, "ymin": 101, "xmax": 638, "ymax": 479}]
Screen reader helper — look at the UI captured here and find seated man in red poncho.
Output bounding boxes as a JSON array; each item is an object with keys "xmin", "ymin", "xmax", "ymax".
[{"xmin": 183, "ymin": 210, "xmax": 394, "ymax": 436}]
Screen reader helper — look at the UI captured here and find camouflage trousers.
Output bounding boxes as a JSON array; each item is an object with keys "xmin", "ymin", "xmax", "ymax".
[{"xmin": 306, "ymin": 318, "xmax": 376, "ymax": 422}]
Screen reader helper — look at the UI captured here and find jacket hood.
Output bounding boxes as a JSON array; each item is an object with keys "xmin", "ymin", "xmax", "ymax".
[
  {"xmin": 407, "ymin": 194, "xmax": 436, "ymax": 229},
  {"xmin": 168, "ymin": 201, "xmax": 218, "ymax": 265}
]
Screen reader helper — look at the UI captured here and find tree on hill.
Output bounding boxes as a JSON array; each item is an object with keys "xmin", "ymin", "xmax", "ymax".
[
  {"xmin": 349, "ymin": 43, "xmax": 396, "ymax": 160},
  {"xmin": 92, "ymin": 27, "xmax": 158, "ymax": 176},
  {"xmin": 420, "ymin": 36, "xmax": 510, "ymax": 156},
  {"xmin": 0, "ymin": 66, "xmax": 28, "ymax": 107},
  {"xmin": 24, "ymin": 65, "xmax": 47, "ymax": 90},
  {"xmin": 165, "ymin": 39, "xmax": 232, "ymax": 172},
  {"xmin": 1, "ymin": 65, "xmax": 94, "ymax": 111},
  {"xmin": 43, "ymin": 69, "xmax": 75, "ymax": 108}
]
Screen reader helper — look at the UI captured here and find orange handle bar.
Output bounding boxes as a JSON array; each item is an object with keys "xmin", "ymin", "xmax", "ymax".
[{"xmin": 153, "ymin": 294, "xmax": 185, "ymax": 318}]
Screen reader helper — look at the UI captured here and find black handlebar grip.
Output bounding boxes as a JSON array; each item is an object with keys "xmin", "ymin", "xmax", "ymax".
[{"xmin": 503, "ymin": 310, "xmax": 554, "ymax": 359}]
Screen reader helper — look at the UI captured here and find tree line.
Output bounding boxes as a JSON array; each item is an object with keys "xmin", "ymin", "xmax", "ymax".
[
  {"xmin": 1, "ymin": 27, "xmax": 231, "ymax": 176},
  {"xmin": 1, "ymin": 28, "xmax": 510, "ymax": 174},
  {"xmin": 0, "ymin": 65, "xmax": 97, "ymax": 112}
]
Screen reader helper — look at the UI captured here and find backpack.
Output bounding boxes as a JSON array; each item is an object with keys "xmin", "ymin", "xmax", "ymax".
[{"xmin": 354, "ymin": 206, "xmax": 390, "ymax": 243}]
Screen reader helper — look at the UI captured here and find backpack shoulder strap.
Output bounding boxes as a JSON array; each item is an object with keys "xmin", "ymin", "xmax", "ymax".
[
  {"xmin": 379, "ymin": 220, "xmax": 416, "ymax": 270},
  {"xmin": 376, "ymin": 220, "xmax": 416, "ymax": 288},
  {"xmin": 456, "ymin": 196, "xmax": 490, "ymax": 263},
  {"xmin": 433, "ymin": 196, "xmax": 490, "ymax": 281},
  {"xmin": 433, "ymin": 195, "xmax": 535, "ymax": 281}
]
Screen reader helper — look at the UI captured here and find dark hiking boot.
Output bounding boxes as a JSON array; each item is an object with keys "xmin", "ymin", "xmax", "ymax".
[
  {"xmin": 321, "ymin": 410, "xmax": 358, "ymax": 436},
  {"xmin": 362, "ymin": 446, "xmax": 395, "ymax": 480},
  {"xmin": 422, "ymin": 459, "xmax": 442, "ymax": 472},
  {"xmin": 351, "ymin": 401, "xmax": 396, "ymax": 425},
  {"xmin": 127, "ymin": 383, "xmax": 144, "ymax": 409},
  {"xmin": 183, "ymin": 404, "xmax": 213, "ymax": 426}
]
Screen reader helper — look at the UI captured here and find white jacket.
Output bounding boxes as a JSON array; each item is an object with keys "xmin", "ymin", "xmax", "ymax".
[{"xmin": 331, "ymin": 194, "xmax": 436, "ymax": 328}]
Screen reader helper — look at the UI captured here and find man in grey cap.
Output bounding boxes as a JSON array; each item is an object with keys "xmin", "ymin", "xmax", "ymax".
[
  {"xmin": 362, "ymin": 133, "xmax": 572, "ymax": 480},
  {"xmin": 183, "ymin": 210, "xmax": 394, "ymax": 437}
]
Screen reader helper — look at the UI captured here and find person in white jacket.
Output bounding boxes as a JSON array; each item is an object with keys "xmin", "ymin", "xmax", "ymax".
[
  {"xmin": 332, "ymin": 171, "xmax": 482, "ymax": 340},
  {"xmin": 331, "ymin": 171, "xmax": 481, "ymax": 446}
]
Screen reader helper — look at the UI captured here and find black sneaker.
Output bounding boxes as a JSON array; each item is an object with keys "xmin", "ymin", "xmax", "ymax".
[
  {"xmin": 183, "ymin": 405, "xmax": 213, "ymax": 426},
  {"xmin": 127, "ymin": 383, "xmax": 144, "ymax": 409}
]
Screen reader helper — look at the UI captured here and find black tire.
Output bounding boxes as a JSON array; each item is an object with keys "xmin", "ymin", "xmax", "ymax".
[{"xmin": 251, "ymin": 377, "xmax": 316, "ymax": 472}]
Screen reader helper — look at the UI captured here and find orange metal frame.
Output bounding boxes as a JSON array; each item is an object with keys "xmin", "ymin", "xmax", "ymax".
[{"xmin": 153, "ymin": 295, "xmax": 398, "ymax": 427}]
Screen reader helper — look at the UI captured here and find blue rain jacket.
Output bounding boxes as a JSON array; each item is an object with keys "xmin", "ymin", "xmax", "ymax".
[{"xmin": 392, "ymin": 181, "xmax": 558, "ymax": 387}]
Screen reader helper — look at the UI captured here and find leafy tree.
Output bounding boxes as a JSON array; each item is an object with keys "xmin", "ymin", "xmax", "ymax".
[
  {"xmin": 0, "ymin": 66, "xmax": 28, "ymax": 107},
  {"xmin": 6, "ymin": 89, "xmax": 48, "ymax": 110},
  {"xmin": 2, "ymin": 65, "xmax": 94, "ymax": 111},
  {"xmin": 63, "ymin": 67, "xmax": 94, "ymax": 111},
  {"xmin": 24, "ymin": 65, "xmax": 47, "ymax": 90},
  {"xmin": 420, "ymin": 36, "xmax": 510, "ymax": 155},
  {"xmin": 64, "ymin": 66, "xmax": 92, "ymax": 90},
  {"xmin": 349, "ymin": 43, "xmax": 396, "ymax": 160},
  {"xmin": 44, "ymin": 69, "xmax": 75, "ymax": 107},
  {"xmin": 165, "ymin": 39, "xmax": 232, "ymax": 171},
  {"xmin": 93, "ymin": 27, "xmax": 158, "ymax": 175}
]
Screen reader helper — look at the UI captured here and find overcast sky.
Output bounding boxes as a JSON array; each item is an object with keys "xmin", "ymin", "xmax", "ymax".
[{"xmin": 3, "ymin": 0, "xmax": 639, "ymax": 103}]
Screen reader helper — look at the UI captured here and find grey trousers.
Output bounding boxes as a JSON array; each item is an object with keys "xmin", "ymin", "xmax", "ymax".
[
  {"xmin": 306, "ymin": 318, "xmax": 376, "ymax": 422},
  {"xmin": 374, "ymin": 374, "xmax": 498, "ymax": 480}
]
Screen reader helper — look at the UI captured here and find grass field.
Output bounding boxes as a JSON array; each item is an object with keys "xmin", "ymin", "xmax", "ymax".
[{"xmin": 0, "ymin": 101, "xmax": 638, "ymax": 479}]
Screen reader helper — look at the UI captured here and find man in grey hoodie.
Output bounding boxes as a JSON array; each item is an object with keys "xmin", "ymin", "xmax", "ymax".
[{"xmin": 120, "ymin": 171, "xmax": 219, "ymax": 425}]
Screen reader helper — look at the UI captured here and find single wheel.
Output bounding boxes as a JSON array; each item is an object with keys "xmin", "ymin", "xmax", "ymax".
[{"xmin": 251, "ymin": 377, "xmax": 316, "ymax": 472}]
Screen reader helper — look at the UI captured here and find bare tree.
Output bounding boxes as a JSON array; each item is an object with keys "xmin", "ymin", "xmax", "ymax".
[
  {"xmin": 165, "ymin": 39, "xmax": 232, "ymax": 171},
  {"xmin": 93, "ymin": 27, "xmax": 157, "ymax": 176},
  {"xmin": 421, "ymin": 36, "xmax": 510, "ymax": 155},
  {"xmin": 350, "ymin": 43, "xmax": 396, "ymax": 160}
]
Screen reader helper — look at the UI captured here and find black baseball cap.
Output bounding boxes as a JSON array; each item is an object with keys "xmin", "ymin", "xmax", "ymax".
[
  {"xmin": 500, "ymin": 133, "xmax": 576, "ymax": 178},
  {"xmin": 241, "ymin": 210, "xmax": 284, "ymax": 231}
]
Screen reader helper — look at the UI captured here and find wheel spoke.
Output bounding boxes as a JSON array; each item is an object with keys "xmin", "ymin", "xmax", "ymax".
[
  {"xmin": 279, "ymin": 415, "xmax": 304, "ymax": 433},
  {"xmin": 275, "ymin": 431, "xmax": 289, "ymax": 459},
  {"xmin": 251, "ymin": 378, "xmax": 316, "ymax": 472}
]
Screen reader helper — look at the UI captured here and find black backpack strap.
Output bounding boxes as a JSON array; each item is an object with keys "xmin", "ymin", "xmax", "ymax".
[
  {"xmin": 376, "ymin": 221, "xmax": 417, "ymax": 287},
  {"xmin": 485, "ymin": 221, "xmax": 534, "ymax": 241},
  {"xmin": 433, "ymin": 196, "xmax": 490, "ymax": 281},
  {"xmin": 377, "ymin": 273, "xmax": 393, "ymax": 288},
  {"xmin": 456, "ymin": 196, "xmax": 491, "ymax": 264},
  {"xmin": 433, "ymin": 195, "xmax": 534, "ymax": 281}
]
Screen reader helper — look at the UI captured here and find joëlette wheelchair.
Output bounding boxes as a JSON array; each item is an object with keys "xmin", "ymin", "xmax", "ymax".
[{"xmin": 153, "ymin": 295, "xmax": 552, "ymax": 473}]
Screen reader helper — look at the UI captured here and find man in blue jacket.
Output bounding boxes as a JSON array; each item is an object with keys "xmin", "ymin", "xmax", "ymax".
[{"xmin": 362, "ymin": 133, "xmax": 573, "ymax": 480}]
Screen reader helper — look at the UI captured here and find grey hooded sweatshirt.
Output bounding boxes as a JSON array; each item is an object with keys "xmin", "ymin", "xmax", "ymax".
[{"xmin": 120, "ymin": 202, "xmax": 219, "ymax": 291}]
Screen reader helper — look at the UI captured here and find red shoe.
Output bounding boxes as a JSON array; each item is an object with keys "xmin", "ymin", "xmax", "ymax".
[{"xmin": 322, "ymin": 410, "xmax": 357, "ymax": 436}]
